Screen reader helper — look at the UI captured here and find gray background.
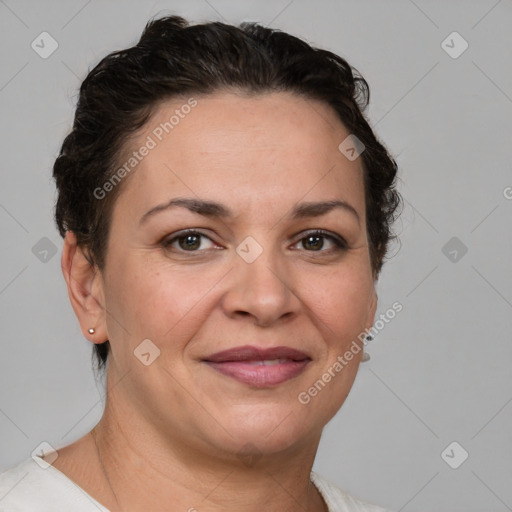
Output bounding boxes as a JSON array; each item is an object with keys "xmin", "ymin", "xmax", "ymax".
[{"xmin": 1, "ymin": 1, "xmax": 511, "ymax": 510}]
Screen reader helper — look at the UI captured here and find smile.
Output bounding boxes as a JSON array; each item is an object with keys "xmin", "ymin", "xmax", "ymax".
[{"xmin": 203, "ymin": 345, "xmax": 311, "ymax": 387}]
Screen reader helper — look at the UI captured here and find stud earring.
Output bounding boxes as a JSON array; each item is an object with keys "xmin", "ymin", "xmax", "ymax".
[{"xmin": 88, "ymin": 328, "xmax": 96, "ymax": 334}]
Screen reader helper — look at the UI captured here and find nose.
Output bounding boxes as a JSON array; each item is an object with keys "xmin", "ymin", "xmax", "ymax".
[{"xmin": 220, "ymin": 247, "xmax": 300, "ymax": 327}]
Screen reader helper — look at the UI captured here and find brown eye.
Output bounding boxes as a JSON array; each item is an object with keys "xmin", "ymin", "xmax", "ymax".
[
  {"xmin": 178, "ymin": 234, "xmax": 202, "ymax": 251},
  {"xmin": 293, "ymin": 230, "xmax": 347, "ymax": 253},
  {"xmin": 302, "ymin": 235, "xmax": 324, "ymax": 251},
  {"xmin": 163, "ymin": 230, "xmax": 217, "ymax": 252}
]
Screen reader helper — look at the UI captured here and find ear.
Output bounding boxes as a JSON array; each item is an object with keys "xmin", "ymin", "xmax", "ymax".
[
  {"xmin": 365, "ymin": 285, "xmax": 378, "ymax": 331},
  {"xmin": 61, "ymin": 231, "xmax": 108, "ymax": 344}
]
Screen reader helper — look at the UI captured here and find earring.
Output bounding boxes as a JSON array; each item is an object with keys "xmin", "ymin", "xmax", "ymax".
[
  {"xmin": 88, "ymin": 328, "xmax": 96, "ymax": 334},
  {"xmin": 361, "ymin": 333, "xmax": 373, "ymax": 362}
]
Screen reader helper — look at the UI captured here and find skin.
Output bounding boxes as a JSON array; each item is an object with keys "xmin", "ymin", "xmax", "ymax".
[{"xmin": 54, "ymin": 90, "xmax": 378, "ymax": 512}]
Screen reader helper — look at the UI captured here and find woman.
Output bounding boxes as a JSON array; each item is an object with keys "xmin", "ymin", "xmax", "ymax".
[{"xmin": 0, "ymin": 15, "xmax": 401, "ymax": 512}]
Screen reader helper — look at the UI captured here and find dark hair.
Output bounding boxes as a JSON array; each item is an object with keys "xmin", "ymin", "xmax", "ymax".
[{"xmin": 53, "ymin": 15, "xmax": 402, "ymax": 372}]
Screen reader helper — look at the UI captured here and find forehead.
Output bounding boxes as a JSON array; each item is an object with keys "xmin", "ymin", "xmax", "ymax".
[
  {"xmin": 115, "ymin": 90, "xmax": 365, "ymax": 220},
  {"xmin": 145, "ymin": 90, "xmax": 348, "ymax": 157}
]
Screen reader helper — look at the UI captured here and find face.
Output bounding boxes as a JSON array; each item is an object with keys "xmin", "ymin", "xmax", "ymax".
[{"xmin": 91, "ymin": 91, "xmax": 377, "ymax": 458}]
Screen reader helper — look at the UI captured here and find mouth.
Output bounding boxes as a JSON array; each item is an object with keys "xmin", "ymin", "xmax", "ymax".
[{"xmin": 202, "ymin": 345, "xmax": 311, "ymax": 387}]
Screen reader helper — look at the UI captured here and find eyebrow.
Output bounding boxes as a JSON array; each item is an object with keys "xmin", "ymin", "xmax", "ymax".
[{"xmin": 139, "ymin": 197, "xmax": 360, "ymax": 226}]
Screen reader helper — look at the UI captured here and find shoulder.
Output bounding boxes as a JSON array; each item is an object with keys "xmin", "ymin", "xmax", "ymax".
[
  {"xmin": 311, "ymin": 471, "xmax": 394, "ymax": 512},
  {"xmin": 0, "ymin": 456, "xmax": 109, "ymax": 512}
]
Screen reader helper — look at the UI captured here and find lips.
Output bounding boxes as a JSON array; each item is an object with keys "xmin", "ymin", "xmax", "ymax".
[{"xmin": 203, "ymin": 345, "xmax": 311, "ymax": 387}]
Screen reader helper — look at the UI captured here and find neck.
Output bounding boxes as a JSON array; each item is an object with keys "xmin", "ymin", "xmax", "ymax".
[{"xmin": 90, "ymin": 374, "xmax": 327, "ymax": 512}]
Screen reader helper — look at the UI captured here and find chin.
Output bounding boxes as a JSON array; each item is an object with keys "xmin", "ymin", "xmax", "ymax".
[{"xmin": 205, "ymin": 402, "xmax": 322, "ymax": 456}]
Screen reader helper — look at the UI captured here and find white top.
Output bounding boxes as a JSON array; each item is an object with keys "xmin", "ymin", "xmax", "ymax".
[{"xmin": 0, "ymin": 455, "xmax": 393, "ymax": 512}]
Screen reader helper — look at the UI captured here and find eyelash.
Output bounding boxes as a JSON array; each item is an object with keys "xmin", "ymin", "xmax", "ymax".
[{"xmin": 161, "ymin": 229, "xmax": 348, "ymax": 254}]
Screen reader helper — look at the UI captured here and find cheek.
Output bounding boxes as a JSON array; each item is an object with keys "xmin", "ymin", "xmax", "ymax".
[
  {"xmin": 298, "ymin": 263, "xmax": 372, "ymax": 339},
  {"xmin": 303, "ymin": 267, "xmax": 370, "ymax": 413},
  {"xmin": 109, "ymin": 255, "xmax": 224, "ymax": 345}
]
